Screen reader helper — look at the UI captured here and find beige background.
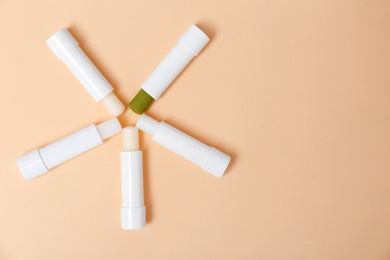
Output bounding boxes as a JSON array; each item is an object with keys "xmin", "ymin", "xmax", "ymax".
[{"xmin": 0, "ymin": 0, "xmax": 390, "ymax": 259}]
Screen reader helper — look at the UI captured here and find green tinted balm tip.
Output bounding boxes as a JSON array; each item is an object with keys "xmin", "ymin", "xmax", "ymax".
[{"xmin": 128, "ymin": 89, "xmax": 155, "ymax": 114}]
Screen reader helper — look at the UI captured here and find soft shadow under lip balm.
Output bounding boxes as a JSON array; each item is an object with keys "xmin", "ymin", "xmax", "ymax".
[
  {"xmin": 17, "ymin": 118, "xmax": 122, "ymax": 181},
  {"xmin": 47, "ymin": 28, "xmax": 125, "ymax": 117},
  {"xmin": 129, "ymin": 25, "xmax": 210, "ymax": 114},
  {"xmin": 121, "ymin": 127, "xmax": 146, "ymax": 230},
  {"xmin": 136, "ymin": 114, "xmax": 230, "ymax": 178}
]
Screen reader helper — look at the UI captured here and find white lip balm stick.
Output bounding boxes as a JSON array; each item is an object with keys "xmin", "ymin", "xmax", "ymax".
[
  {"xmin": 136, "ymin": 114, "xmax": 231, "ymax": 178},
  {"xmin": 121, "ymin": 127, "xmax": 146, "ymax": 230},
  {"xmin": 129, "ymin": 25, "xmax": 210, "ymax": 114},
  {"xmin": 47, "ymin": 28, "xmax": 125, "ymax": 117},
  {"xmin": 17, "ymin": 118, "xmax": 122, "ymax": 181}
]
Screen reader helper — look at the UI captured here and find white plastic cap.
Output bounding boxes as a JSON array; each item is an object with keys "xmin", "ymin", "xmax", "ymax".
[
  {"xmin": 136, "ymin": 114, "xmax": 160, "ymax": 136},
  {"xmin": 100, "ymin": 92, "xmax": 125, "ymax": 117},
  {"xmin": 200, "ymin": 147, "xmax": 231, "ymax": 178},
  {"xmin": 17, "ymin": 149, "xmax": 48, "ymax": 181},
  {"xmin": 46, "ymin": 28, "xmax": 79, "ymax": 59},
  {"xmin": 96, "ymin": 117, "xmax": 122, "ymax": 141},
  {"xmin": 178, "ymin": 25, "xmax": 210, "ymax": 56},
  {"xmin": 121, "ymin": 206, "xmax": 146, "ymax": 230}
]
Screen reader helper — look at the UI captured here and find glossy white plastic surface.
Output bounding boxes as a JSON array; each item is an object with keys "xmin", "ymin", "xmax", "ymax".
[
  {"xmin": 136, "ymin": 114, "xmax": 230, "ymax": 178},
  {"xmin": 46, "ymin": 28, "xmax": 124, "ymax": 116},
  {"xmin": 121, "ymin": 127, "xmax": 145, "ymax": 230},
  {"xmin": 16, "ymin": 149, "xmax": 48, "ymax": 181},
  {"xmin": 17, "ymin": 118, "xmax": 122, "ymax": 180},
  {"xmin": 141, "ymin": 25, "xmax": 210, "ymax": 100},
  {"xmin": 39, "ymin": 124, "xmax": 103, "ymax": 170}
]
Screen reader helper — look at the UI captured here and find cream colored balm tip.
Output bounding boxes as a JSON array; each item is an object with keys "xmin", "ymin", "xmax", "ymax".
[{"xmin": 122, "ymin": 126, "xmax": 139, "ymax": 151}]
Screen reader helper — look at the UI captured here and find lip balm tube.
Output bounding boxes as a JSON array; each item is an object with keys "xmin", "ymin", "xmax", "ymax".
[
  {"xmin": 136, "ymin": 114, "xmax": 230, "ymax": 178},
  {"xmin": 47, "ymin": 28, "xmax": 125, "ymax": 117},
  {"xmin": 121, "ymin": 127, "xmax": 146, "ymax": 230},
  {"xmin": 17, "ymin": 118, "xmax": 122, "ymax": 181},
  {"xmin": 129, "ymin": 25, "xmax": 210, "ymax": 114}
]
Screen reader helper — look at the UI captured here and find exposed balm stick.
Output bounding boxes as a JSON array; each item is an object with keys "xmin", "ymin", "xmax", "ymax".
[
  {"xmin": 17, "ymin": 118, "xmax": 122, "ymax": 181},
  {"xmin": 121, "ymin": 127, "xmax": 146, "ymax": 230},
  {"xmin": 136, "ymin": 114, "xmax": 230, "ymax": 178},
  {"xmin": 47, "ymin": 28, "xmax": 125, "ymax": 117},
  {"xmin": 129, "ymin": 25, "xmax": 210, "ymax": 114}
]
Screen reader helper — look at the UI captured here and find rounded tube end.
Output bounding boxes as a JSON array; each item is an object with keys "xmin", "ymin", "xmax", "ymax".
[
  {"xmin": 200, "ymin": 148, "xmax": 231, "ymax": 178},
  {"xmin": 178, "ymin": 25, "xmax": 210, "ymax": 56},
  {"xmin": 121, "ymin": 206, "xmax": 146, "ymax": 230},
  {"xmin": 17, "ymin": 149, "xmax": 48, "ymax": 181},
  {"xmin": 46, "ymin": 28, "xmax": 79, "ymax": 59}
]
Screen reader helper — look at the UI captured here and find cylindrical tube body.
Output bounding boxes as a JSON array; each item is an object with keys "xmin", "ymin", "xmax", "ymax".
[
  {"xmin": 47, "ymin": 28, "xmax": 113, "ymax": 102},
  {"xmin": 61, "ymin": 46, "xmax": 113, "ymax": 101},
  {"xmin": 47, "ymin": 28, "xmax": 124, "ymax": 116},
  {"xmin": 141, "ymin": 25, "xmax": 209, "ymax": 100},
  {"xmin": 136, "ymin": 114, "xmax": 230, "ymax": 178},
  {"xmin": 141, "ymin": 44, "xmax": 194, "ymax": 99},
  {"xmin": 17, "ymin": 118, "xmax": 122, "ymax": 180},
  {"xmin": 129, "ymin": 25, "xmax": 209, "ymax": 114},
  {"xmin": 121, "ymin": 151, "xmax": 144, "ymax": 208},
  {"xmin": 39, "ymin": 125, "xmax": 103, "ymax": 169},
  {"xmin": 121, "ymin": 126, "xmax": 145, "ymax": 230},
  {"xmin": 154, "ymin": 122, "xmax": 211, "ymax": 167}
]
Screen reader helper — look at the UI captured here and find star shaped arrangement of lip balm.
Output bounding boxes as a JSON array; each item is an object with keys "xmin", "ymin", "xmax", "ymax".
[{"xmin": 16, "ymin": 25, "xmax": 231, "ymax": 230}]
